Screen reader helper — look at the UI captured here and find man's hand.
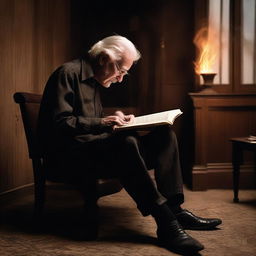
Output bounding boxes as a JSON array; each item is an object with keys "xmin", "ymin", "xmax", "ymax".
[
  {"xmin": 101, "ymin": 110, "xmax": 135, "ymax": 128},
  {"xmin": 101, "ymin": 115, "xmax": 129, "ymax": 126},
  {"xmin": 115, "ymin": 110, "xmax": 135, "ymax": 124}
]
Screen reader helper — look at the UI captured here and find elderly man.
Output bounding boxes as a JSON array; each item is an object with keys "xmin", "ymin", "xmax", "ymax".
[{"xmin": 38, "ymin": 35, "xmax": 221, "ymax": 254}]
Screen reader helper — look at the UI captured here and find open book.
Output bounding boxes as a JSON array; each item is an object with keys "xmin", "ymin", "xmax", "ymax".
[{"xmin": 115, "ymin": 109, "xmax": 182, "ymax": 131}]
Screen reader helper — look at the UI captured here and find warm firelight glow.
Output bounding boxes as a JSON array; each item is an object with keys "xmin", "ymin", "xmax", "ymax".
[{"xmin": 193, "ymin": 27, "xmax": 217, "ymax": 74}]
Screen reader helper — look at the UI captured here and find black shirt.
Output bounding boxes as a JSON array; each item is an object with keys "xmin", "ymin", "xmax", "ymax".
[{"xmin": 37, "ymin": 58, "xmax": 111, "ymax": 155}]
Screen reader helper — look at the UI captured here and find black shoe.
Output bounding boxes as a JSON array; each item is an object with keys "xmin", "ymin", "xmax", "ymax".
[
  {"xmin": 176, "ymin": 209, "xmax": 222, "ymax": 230},
  {"xmin": 157, "ymin": 220, "xmax": 204, "ymax": 254}
]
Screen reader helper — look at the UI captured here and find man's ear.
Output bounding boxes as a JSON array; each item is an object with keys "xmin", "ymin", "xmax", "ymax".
[{"xmin": 99, "ymin": 52, "xmax": 111, "ymax": 66}]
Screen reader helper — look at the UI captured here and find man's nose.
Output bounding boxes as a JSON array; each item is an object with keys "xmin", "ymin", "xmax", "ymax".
[{"xmin": 116, "ymin": 74, "xmax": 124, "ymax": 83}]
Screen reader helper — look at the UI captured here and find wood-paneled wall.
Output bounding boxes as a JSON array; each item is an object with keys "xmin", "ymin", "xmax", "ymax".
[
  {"xmin": 0, "ymin": 0, "xmax": 71, "ymax": 194},
  {"xmin": 1, "ymin": 0, "xmax": 195, "ymax": 194},
  {"xmin": 132, "ymin": 0, "xmax": 195, "ymax": 183},
  {"xmin": 2, "ymin": 0, "xmax": 252, "ymax": 194},
  {"xmin": 190, "ymin": 93, "xmax": 256, "ymax": 190}
]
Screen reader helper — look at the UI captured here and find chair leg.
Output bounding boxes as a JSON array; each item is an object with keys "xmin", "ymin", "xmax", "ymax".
[
  {"xmin": 76, "ymin": 178, "xmax": 99, "ymax": 240},
  {"xmin": 82, "ymin": 201, "xmax": 99, "ymax": 240},
  {"xmin": 32, "ymin": 158, "xmax": 46, "ymax": 218}
]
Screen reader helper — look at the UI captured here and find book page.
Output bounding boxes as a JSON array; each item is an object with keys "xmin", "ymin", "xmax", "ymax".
[
  {"xmin": 132, "ymin": 111, "xmax": 170, "ymax": 125},
  {"xmin": 167, "ymin": 109, "xmax": 183, "ymax": 124},
  {"xmin": 117, "ymin": 109, "xmax": 182, "ymax": 129}
]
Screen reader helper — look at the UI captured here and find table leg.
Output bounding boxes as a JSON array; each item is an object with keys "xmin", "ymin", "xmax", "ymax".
[{"xmin": 232, "ymin": 143, "xmax": 243, "ymax": 203}]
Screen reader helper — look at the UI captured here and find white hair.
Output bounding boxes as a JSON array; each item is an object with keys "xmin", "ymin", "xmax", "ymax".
[{"xmin": 88, "ymin": 35, "xmax": 141, "ymax": 62}]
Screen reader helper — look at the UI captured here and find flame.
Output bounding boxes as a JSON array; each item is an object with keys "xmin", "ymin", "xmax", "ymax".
[{"xmin": 193, "ymin": 27, "xmax": 217, "ymax": 74}]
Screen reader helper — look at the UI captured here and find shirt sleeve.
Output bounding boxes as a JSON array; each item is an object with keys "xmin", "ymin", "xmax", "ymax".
[{"xmin": 51, "ymin": 66, "xmax": 110, "ymax": 136}]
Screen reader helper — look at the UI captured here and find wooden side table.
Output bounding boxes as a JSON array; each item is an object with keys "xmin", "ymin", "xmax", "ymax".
[{"xmin": 230, "ymin": 137, "xmax": 256, "ymax": 202}]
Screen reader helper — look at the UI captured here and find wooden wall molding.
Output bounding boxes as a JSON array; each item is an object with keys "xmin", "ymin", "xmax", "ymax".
[{"xmin": 192, "ymin": 163, "xmax": 256, "ymax": 190}]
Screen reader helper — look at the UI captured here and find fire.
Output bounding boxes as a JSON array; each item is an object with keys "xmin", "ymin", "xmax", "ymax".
[{"xmin": 193, "ymin": 27, "xmax": 217, "ymax": 74}]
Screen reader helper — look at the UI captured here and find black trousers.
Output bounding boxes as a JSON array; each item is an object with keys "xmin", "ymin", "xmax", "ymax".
[{"xmin": 47, "ymin": 126, "xmax": 184, "ymax": 216}]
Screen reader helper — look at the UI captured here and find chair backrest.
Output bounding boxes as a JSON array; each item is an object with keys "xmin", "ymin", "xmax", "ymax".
[{"xmin": 13, "ymin": 92, "xmax": 42, "ymax": 159}]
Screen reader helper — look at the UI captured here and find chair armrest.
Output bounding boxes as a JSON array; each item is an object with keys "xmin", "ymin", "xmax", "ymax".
[{"xmin": 13, "ymin": 92, "xmax": 42, "ymax": 104}]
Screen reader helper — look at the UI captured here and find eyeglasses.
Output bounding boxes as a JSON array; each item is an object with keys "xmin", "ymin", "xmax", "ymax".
[{"xmin": 114, "ymin": 62, "xmax": 129, "ymax": 76}]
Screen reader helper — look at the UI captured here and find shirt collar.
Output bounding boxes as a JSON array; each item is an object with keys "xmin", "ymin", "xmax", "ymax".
[{"xmin": 80, "ymin": 56, "xmax": 94, "ymax": 82}]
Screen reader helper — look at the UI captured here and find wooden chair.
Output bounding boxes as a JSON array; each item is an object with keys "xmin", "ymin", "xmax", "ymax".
[{"xmin": 13, "ymin": 92, "xmax": 123, "ymax": 219}]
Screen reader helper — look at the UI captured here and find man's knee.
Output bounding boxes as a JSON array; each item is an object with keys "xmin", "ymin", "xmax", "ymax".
[
  {"xmin": 123, "ymin": 135, "xmax": 139, "ymax": 149},
  {"xmin": 168, "ymin": 128, "xmax": 177, "ymax": 142},
  {"xmin": 156, "ymin": 125, "xmax": 177, "ymax": 142}
]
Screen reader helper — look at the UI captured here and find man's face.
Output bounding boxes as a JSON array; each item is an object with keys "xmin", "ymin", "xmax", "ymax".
[{"xmin": 94, "ymin": 54, "xmax": 133, "ymax": 88}]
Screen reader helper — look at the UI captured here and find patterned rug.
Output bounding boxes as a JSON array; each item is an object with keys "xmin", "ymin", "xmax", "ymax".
[{"xmin": 1, "ymin": 186, "xmax": 256, "ymax": 256}]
